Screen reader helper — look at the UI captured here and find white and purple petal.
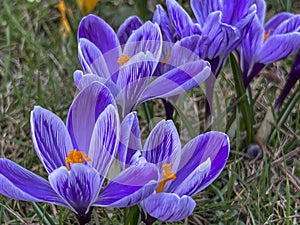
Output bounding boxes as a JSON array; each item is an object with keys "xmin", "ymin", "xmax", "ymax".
[
  {"xmin": 116, "ymin": 52, "xmax": 156, "ymax": 115},
  {"xmin": 153, "ymin": 5, "xmax": 173, "ymax": 42},
  {"xmin": 78, "ymin": 38, "xmax": 111, "ymax": 79},
  {"xmin": 142, "ymin": 193, "xmax": 196, "ymax": 222},
  {"xmin": 119, "ymin": 112, "xmax": 142, "ymax": 169},
  {"xmin": 123, "ymin": 21, "xmax": 162, "ymax": 62},
  {"xmin": 258, "ymin": 33, "xmax": 300, "ymax": 64},
  {"xmin": 272, "ymin": 15, "xmax": 300, "ymax": 35},
  {"xmin": 140, "ymin": 59, "xmax": 211, "ymax": 104},
  {"xmin": 141, "ymin": 120, "xmax": 181, "ymax": 171},
  {"xmin": 66, "ymin": 82, "xmax": 115, "ymax": 153},
  {"xmin": 0, "ymin": 159, "xmax": 65, "ymax": 206},
  {"xmin": 191, "ymin": 0, "xmax": 220, "ymax": 26},
  {"xmin": 166, "ymin": 0, "xmax": 197, "ymax": 37},
  {"xmin": 117, "ymin": 16, "xmax": 143, "ymax": 45},
  {"xmin": 95, "ymin": 164, "xmax": 159, "ymax": 207},
  {"xmin": 49, "ymin": 164, "xmax": 101, "ymax": 215},
  {"xmin": 31, "ymin": 106, "xmax": 73, "ymax": 173},
  {"xmin": 88, "ymin": 105, "xmax": 119, "ymax": 181},
  {"xmin": 171, "ymin": 158, "xmax": 211, "ymax": 196},
  {"xmin": 264, "ymin": 12, "xmax": 295, "ymax": 34},
  {"xmin": 169, "ymin": 131, "xmax": 229, "ymax": 194},
  {"xmin": 78, "ymin": 14, "xmax": 121, "ymax": 76}
]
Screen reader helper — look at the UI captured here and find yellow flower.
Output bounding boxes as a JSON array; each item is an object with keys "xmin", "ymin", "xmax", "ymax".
[
  {"xmin": 77, "ymin": 0, "xmax": 99, "ymax": 15},
  {"xmin": 58, "ymin": 0, "xmax": 72, "ymax": 38}
]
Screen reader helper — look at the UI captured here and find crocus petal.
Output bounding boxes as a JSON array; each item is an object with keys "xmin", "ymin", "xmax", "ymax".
[
  {"xmin": 78, "ymin": 14, "xmax": 121, "ymax": 75},
  {"xmin": 67, "ymin": 82, "xmax": 115, "ymax": 153},
  {"xmin": 119, "ymin": 112, "xmax": 142, "ymax": 169},
  {"xmin": 49, "ymin": 164, "xmax": 101, "ymax": 215},
  {"xmin": 153, "ymin": 5, "xmax": 173, "ymax": 42},
  {"xmin": 116, "ymin": 52, "xmax": 156, "ymax": 115},
  {"xmin": 0, "ymin": 158, "xmax": 65, "ymax": 206},
  {"xmin": 272, "ymin": 15, "xmax": 300, "ymax": 35},
  {"xmin": 254, "ymin": 0, "xmax": 266, "ymax": 23},
  {"xmin": 117, "ymin": 16, "xmax": 143, "ymax": 45},
  {"xmin": 140, "ymin": 60, "xmax": 211, "ymax": 104},
  {"xmin": 169, "ymin": 131, "xmax": 229, "ymax": 194},
  {"xmin": 258, "ymin": 33, "xmax": 300, "ymax": 64},
  {"xmin": 75, "ymin": 74, "xmax": 120, "ymax": 99},
  {"xmin": 240, "ymin": 16, "xmax": 264, "ymax": 77},
  {"xmin": 31, "ymin": 106, "xmax": 73, "ymax": 173},
  {"xmin": 74, "ymin": 70, "xmax": 83, "ymax": 88},
  {"xmin": 95, "ymin": 164, "xmax": 159, "ymax": 207},
  {"xmin": 142, "ymin": 120, "xmax": 181, "ymax": 171},
  {"xmin": 191, "ymin": 0, "xmax": 220, "ymax": 26},
  {"xmin": 78, "ymin": 38, "xmax": 110, "ymax": 79},
  {"xmin": 171, "ymin": 158, "xmax": 211, "ymax": 196},
  {"xmin": 201, "ymin": 11, "xmax": 240, "ymax": 60},
  {"xmin": 123, "ymin": 21, "xmax": 162, "ymax": 62},
  {"xmin": 265, "ymin": 12, "xmax": 294, "ymax": 34},
  {"xmin": 166, "ymin": 0, "xmax": 197, "ymax": 37},
  {"xmin": 88, "ymin": 105, "xmax": 119, "ymax": 182},
  {"xmin": 168, "ymin": 35, "xmax": 203, "ymax": 67},
  {"xmin": 142, "ymin": 193, "xmax": 196, "ymax": 222}
]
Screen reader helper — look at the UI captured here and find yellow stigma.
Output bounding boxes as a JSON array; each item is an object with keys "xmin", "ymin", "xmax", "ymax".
[
  {"xmin": 156, "ymin": 163, "xmax": 176, "ymax": 193},
  {"xmin": 263, "ymin": 29, "xmax": 271, "ymax": 42},
  {"xmin": 65, "ymin": 149, "xmax": 91, "ymax": 170},
  {"xmin": 162, "ymin": 52, "xmax": 171, "ymax": 67},
  {"xmin": 117, "ymin": 54, "xmax": 131, "ymax": 69}
]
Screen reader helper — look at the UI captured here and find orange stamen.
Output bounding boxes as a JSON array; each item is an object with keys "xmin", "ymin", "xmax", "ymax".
[
  {"xmin": 263, "ymin": 29, "xmax": 271, "ymax": 42},
  {"xmin": 156, "ymin": 163, "xmax": 176, "ymax": 193},
  {"xmin": 65, "ymin": 149, "xmax": 91, "ymax": 170},
  {"xmin": 117, "ymin": 54, "xmax": 131, "ymax": 69},
  {"xmin": 162, "ymin": 52, "xmax": 171, "ymax": 67}
]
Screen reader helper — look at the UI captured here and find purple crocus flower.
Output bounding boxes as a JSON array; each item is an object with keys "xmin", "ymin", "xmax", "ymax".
[
  {"xmin": 166, "ymin": 0, "xmax": 256, "ymax": 117},
  {"xmin": 0, "ymin": 83, "xmax": 159, "ymax": 224},
  {"xmin": 119, "ymin": 112, "xmax": 230, "ymax": 222},
  {"xmin": 75, "ymin": 14, "xmax": 211, "ymax": 117},
  {"xmin": 239, "ymin": 6, "xmax": 300, "ymax": 87}
]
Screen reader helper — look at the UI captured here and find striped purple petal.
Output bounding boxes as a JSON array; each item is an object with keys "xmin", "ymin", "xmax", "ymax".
[
  {"xmin": 171, "ymin": 158, "xmax": 211, "ymax": 196},
  {"xmin": 78, "ymin": 38, "xmax": 111, "ymax": 79},
  {"xmin": 166, "ymin": 0, "xmax": 198, "ymax": 37},
  {"xmin": 141, "ymin": 120, "xmax": 181, "ymax": 172},
  {"xmin": 265, "ymin": 12, "xmax": 295, "ymax": 34},
  {"xmin": 142, "ymin": 193, "xmax": 196, "ymax": 222},
  {"xmin": 153, "ymin": 5, "xmax": 173, "ymax": 42},
  {"xmin": 116, "ymin": 52, "xmax": 156, "ymax": 115},
  {"xmin": 123, "ymin": 21, "xmax": 162, "ymax": 62},
  {"xmin": 258, "ymin": 33, "xmax": 300, "ymax": 64},
  {"xmin": 88, "ymin": 105, "xmax": 119, "ymax": 183},
  {"xmin": 191, "ymin": 0, "xmax": 220, "ymax": 26},
  {"xmin": 95, "ymin": 164, "xmax": 159, "ymax": 207},
  {"xmin": 140, "ymin": 59, "xmax": 210, "ymax": 104},
  {"xmin": 66, "ymin": 82, "xmax": 115, "ymax": 154},
  {"xmin": 49, "ymin": 164, "xmax": 101, "ymax": 215},
  {"xmin": 78, "ymin": 14, "xmax": 121, "ymax": 76},
  {"xmin": 31, "ymin": 106, "xmax": 73, "ymax": 173},
  {"xmin": 117, "ymin": 16, "xmax": 143, "ymax": 45},
  {"xmin": 168, "ymin": 131, "xmax": 229, "ymax": 195},
  {"xmin": 119, "ymin": 112, "xmax": 142, "ymax": 169},
  {"xmin": 0, "ymin": 158, "xmax": 65, "ymax": 206}
]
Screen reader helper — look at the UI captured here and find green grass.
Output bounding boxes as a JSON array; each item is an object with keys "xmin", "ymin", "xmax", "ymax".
[{"xmin": 0, "ymin": 0, "xmax": 300, "ymax": 224}]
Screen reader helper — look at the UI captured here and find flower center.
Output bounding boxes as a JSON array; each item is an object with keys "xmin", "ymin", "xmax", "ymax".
[
  {"xmin": 65, "ymin": 149, "xmax": 91, "ymax": 170},
  {"xmin": 117, "ymin": 54, "xmax": 131, "ymax": 69},
  {"xmin": 156, "ymin": 163, "xmax": 176, "ymax": 193},
  {"xmin": 263, "ymin": 29, "xmax": 271, "ymax": 42}
]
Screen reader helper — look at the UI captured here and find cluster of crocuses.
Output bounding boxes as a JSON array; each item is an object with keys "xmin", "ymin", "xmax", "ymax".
[{"xmin": 1, "ymin": 0, "xmax": 299, "ymax": 224}]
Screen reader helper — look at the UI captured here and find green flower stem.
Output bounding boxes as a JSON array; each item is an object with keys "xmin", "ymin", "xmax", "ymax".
[{"xmin": 230, "ymin": 54, "xmax": 254, "ymax": 145}]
